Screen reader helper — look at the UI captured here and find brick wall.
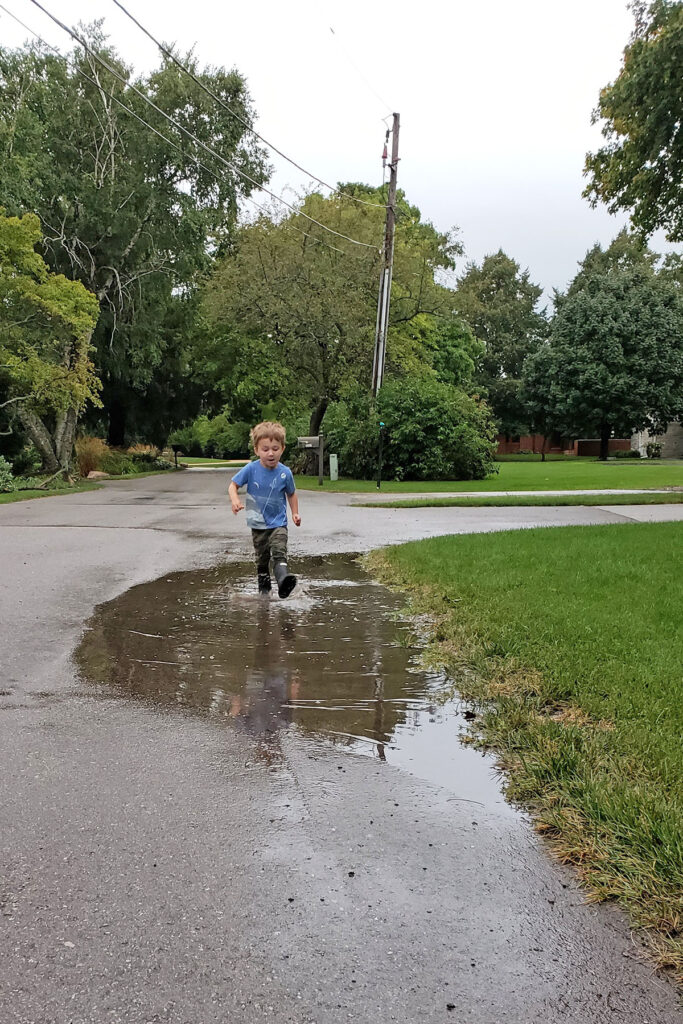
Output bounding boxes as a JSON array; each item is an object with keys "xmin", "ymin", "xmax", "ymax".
[
  {"xmin": 496, "ymin": 434, "xmax": 566, "ymax": 455},
  {"xmin": 571, "ymin": 439, "xmax": 631, "ymax": 457}
]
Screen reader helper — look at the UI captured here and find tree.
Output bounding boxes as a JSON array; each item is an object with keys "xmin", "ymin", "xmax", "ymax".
[
  {"xmin": 0, "ymin": 210, "xmax": 100, "ymax": 473},
  {"xmin": 584, "ymin": 0, "xmax": 683, "ymax": 242},
  {"xmin": 521, "ymin": 233, "xmax": 683, "ymax": 460},
  {"xmin": 324, "ymin": 377, "xmax": 496, "ymax": 481},
  {"xmin": 0, "ymin": 29, "xmax": 267, "ymax": 443},
  {"xmin": 519, "ymin": 345, "xmax": 563, "ymax": 461},
  {"xmin": 202, "ymin": 187, "xmax": 464, "ymax": 438},
  {"xmin": 454, "ymin": 251, "xmax": 548, "ymax": 434}
]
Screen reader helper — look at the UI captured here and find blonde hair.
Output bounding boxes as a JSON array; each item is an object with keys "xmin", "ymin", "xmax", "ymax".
[{"xmin": 251, "ymin": 420, "xmax": 286, "ymax": 451}]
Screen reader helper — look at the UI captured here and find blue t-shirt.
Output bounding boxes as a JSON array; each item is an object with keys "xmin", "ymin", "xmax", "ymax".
[{"xmin": 232, "ymin": 460, "xmax": 295, "ymax": 529}]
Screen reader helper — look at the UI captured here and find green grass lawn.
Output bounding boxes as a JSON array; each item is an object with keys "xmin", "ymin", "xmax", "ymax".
[
  {"xmin": 359, "ymin": 493, "xmax": 683, "ymax": 509},
  {"xmin": 0, "ymin": 482, "xmax": 101, "ymax": 504},
  {"xmin": 295, "ymin": 458, "xmax": 683, "ymax": 493},
  {"xmin": 368, "ymin": 522, "xmax": 683, "ymax": 977}
]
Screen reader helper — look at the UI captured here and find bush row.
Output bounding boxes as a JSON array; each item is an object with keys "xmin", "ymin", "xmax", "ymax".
[
  {"xmin": 1, "ymin": 441, "xmax": 174, "ymax": 489},
  {"xmin": 75, "ymin": 438, "xmax": 174, "ymax": 477},
  {"xmin": 170, "ymin": 380, "xmax": 498, "ymax": 481},
  {"xmin": 168, "ymin": 415, "xmax": 252, "ymax": 459}
]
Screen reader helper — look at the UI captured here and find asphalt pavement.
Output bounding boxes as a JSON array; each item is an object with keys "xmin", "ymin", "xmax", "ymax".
[{"xmin": 1, "ymin": 469, "xmax": 681, "ymax": 1023}]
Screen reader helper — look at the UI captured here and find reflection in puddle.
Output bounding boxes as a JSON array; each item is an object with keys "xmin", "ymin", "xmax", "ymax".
[{"xmin": 75, "ymin": 555, "xmax": 511, "ymax": 814}]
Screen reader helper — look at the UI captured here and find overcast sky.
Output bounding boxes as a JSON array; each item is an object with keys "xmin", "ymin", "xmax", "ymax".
[{"xmin": 2, "ymin": 0, "xmax": 676, "ymax": 302}]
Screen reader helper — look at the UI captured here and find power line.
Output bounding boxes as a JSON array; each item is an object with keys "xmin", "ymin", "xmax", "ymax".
[
  {"xmin": 109, "ymin": 0, "xmax": 388, "ymax": 212},
  {"xmin": 328, "ymin": 25, "xmax": 393, "ymax": 116},
  {"xmin": 25, "ymin": 0, "xmax": 379, "ymax": 251},
  {"xmin": 0, "ymin": 2, "xmax": 372, "ymax": 260}
]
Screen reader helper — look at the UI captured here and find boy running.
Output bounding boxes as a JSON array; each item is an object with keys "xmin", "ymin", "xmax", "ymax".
[{"xmin": 228, "ymin": 421, "xmax": 301, "ymax": 598}]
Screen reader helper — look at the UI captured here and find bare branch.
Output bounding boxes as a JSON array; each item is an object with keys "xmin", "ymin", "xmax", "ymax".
[{"xmin": 0, "ymin": 395, "xmax": 30, "ymax": 409}]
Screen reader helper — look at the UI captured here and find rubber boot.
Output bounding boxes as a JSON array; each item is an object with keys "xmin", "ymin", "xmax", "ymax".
[
  {"xmin": 273, "ymin": 560, "xmax": 297, "ymax": 599},
  {"xmin": 257, "ymin": 572, "xmax": 272, "ymax": 595}
]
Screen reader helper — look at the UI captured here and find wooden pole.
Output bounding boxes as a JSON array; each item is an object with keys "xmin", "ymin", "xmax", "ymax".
[{"xmin": 372, "ymin": 113, "xmax": 400, "ymax": 396}]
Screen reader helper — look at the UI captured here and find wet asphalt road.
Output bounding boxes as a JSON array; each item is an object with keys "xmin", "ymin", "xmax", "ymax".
[{"xmin": 1, "ymin": 470, "xmax": 681, "ymax": 1023}]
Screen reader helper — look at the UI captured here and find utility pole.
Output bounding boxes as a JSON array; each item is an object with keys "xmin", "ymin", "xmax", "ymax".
[{"xmin": 372, "ymin": 112, "xmax": 400, "ymax": 395}]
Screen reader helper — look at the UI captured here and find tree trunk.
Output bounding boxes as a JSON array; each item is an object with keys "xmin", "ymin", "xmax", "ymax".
[
  {"xmin": 56, "ymin": 407, "xmax": 78, "ymax": 471},
  {"xmin": 303, "ymin": 398, "xmax": 328, "ymax": 475},
  {"xmin": 308, "ymin": 398, "xmax": 328, "ymax": 437},
  {"xmin": 599, "ymin": 425, "xmax": 610, "ymax": 461},
  {"xmin": 16, "ymin": 404, "xmax": 60, "ymax": 473},
  {"xmin": 16, "ymin": 404, "xmax": 79, "ymax": 474}
]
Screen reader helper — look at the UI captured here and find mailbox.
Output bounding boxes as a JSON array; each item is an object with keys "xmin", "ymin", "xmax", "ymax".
[
  {"xmin": 171, "ymin": 444, "xmax": 183, "ymax": 469},
  {"xmin": 297, "ymin": 433, "xmax": 325, "ymax": 486}
]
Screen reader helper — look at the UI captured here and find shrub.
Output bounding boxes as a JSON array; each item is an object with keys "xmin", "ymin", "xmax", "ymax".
[
  {"xmin": 0, "ymin": 455, "xmax": 16, "ymax": 492},
  {"xmin": 149, "ymin": 457, "xmax": 174, "ymax": 471},
  {"xmin": 646, "ymin": 441, "xmax": 662, "ymax": 459},
  {"xmin": 10, "ymin": 445, "xmax": 41, "ymax": 476},
  {"xmin": 100, "ymin": 451, "xmax": 137, "ymax": 476},
  {"xmin": 615, "ymin": 449, "xmax": 641, "ymax": 459},
  {"xmin": 76, "ymin": 436, "xmax": 109, "ymax": 477},
  {"xmin": 325, "ymin": 378, "xmax": 498, "ymax": 481},
  {"xmin": 127, "ymin": 444, "xmax": 160, "ymax": 463},
  {"xmin": 167, "ymin": 425, "xmax": 193, "ymax": 455},
  {"xmin": 170, "ymin": 415, "xmax": 252, "ymax": 459},
  {"xmin": 128, "ymin": 445, "xmax": 171, "ymax": 471},
  {"xmin": 207, "ymin": 420, "xmax": 251, "ymax": 459},
  {"xmin": 16, "ymin": 475, "xmax": 44, "ymax": 490},
  {"xmin": 168, "ymin": 417, "xmax": 212, "ymax": 457}
]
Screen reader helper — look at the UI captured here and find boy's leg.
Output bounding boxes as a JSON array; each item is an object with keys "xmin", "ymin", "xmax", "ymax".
[
  {"xmin": 270, "ymin": 527, "xmax": 296, "ymax": 599},
  {"xmin": 252, "ymin": 529, "xmax": 272, "ymax": 593}
]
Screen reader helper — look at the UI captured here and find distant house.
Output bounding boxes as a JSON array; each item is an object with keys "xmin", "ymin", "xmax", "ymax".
[
  {"xmin": 631, "ymin": 421, "xmax": 683, "ymax": 458},
  {"xmin": 496, "ymin": 434, "xmax": 630, "ymax": 456}
]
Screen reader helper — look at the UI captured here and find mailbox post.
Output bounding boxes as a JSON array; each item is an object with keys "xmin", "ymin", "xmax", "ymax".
[
  {"xmin": 171, "ymin": 444, "xmax": 183, "ymax": 469},
  {"xmin": 377, "ymin": 422, "xmax": 385, "ymax": 490},
  {"xmin": 297, "ymin": 433, "xmax": 324, "ymax": 486}
]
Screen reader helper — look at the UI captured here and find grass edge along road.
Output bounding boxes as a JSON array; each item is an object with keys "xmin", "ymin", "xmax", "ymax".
[
  {"xmin": 0, "ymin": 467, "xmax": 186, "ymax": 505},
  {"xmin": 358, "ymin": 493, "xmax": 683, "ymax": 508},
  {"xmin": 0, "ymin": 482, "xmax": 100, "ymax": 504},
  {"xmin": 294, "ymin": 458, "xmax": 683, "ymax": 492},
  {"xmin": 366, "ymin": 521, "xmax": 683, "ymax": 981}
]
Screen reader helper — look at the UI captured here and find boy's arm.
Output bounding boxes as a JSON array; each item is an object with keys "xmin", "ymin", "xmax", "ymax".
[
  {"xmin": 287, "ymin": 490, "xmax": 301, "ymax": 526},
  {"xmin": 228, "ymin": 479, "xmax": 245, "ymax": 514}
]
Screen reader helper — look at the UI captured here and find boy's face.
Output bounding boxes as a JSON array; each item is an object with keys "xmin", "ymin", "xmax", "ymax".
[{"xmin": 256, "ymin": 437, "xmax": 283, "ymax": 468}]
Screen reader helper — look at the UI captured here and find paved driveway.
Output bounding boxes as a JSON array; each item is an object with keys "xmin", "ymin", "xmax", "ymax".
[{"xmin": 1, "ymin": 470, "xmax": 680, "ymax": 1023}]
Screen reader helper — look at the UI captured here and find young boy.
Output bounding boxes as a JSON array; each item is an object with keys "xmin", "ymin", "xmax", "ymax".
[{"xmin": 228, "ymin": 421, "xmax": 301, "ymax": 598}]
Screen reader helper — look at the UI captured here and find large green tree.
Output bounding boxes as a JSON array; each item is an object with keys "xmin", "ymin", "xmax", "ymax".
[
  {"xmin": 0, "ymin": 28, "xmax": 267, "ymax": 443},
  {"xmin": 0, "ymin": 210, "xmax": 100, "ymax": 473},
  {"xmin": 584, "ymin": 0, "xmax": 683, "ymax": 241},
  {"xmin": 202, "ymin": 187, "xmax": 466, "ymax": 436},
  {"xmin": 454, "ymin": 251, "xmax": 548, "ymax": 435},
  {"xmin": 522, "ymin": 233, "xmax": 683, "ymax": 460}
]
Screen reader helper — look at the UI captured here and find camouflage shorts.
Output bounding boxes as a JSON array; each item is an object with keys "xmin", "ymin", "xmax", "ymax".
[{"xmin": 251, "ymin": 527, "xmax": 288, "ymax": 572}]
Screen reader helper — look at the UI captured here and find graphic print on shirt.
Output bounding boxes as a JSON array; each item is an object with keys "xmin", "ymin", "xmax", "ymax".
[
  {"xmin": 244, "ymin": 473, "xmax": 282, "ymax": 529},
  {"xmin": 232, "ymin": 462, "xmax": 294, "ymax": 529}
]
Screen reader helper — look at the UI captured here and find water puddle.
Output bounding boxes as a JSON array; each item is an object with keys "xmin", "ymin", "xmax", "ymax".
[{"xmin": 75, "ymin": 555, "xmax": 512, "ymax": 815}]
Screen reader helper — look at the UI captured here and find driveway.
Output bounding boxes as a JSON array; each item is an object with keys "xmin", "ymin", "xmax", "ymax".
[{"xmin": 1, "ymin": 469, "xmax": 680, "ymax": 1023}]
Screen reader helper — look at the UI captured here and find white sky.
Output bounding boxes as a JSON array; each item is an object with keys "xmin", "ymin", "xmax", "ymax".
[{"xmin": 2, "ymin": 0, "xmax": 677, "ymax": 301}]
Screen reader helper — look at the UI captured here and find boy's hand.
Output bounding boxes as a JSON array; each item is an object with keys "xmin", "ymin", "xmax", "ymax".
[
  {"xmin": 231, "ymin": 498, "xmax": 245, "ymax": 515},
  {"xmin": 292, "ymin": 513, "xmax": 301, "ymax": 527}
]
